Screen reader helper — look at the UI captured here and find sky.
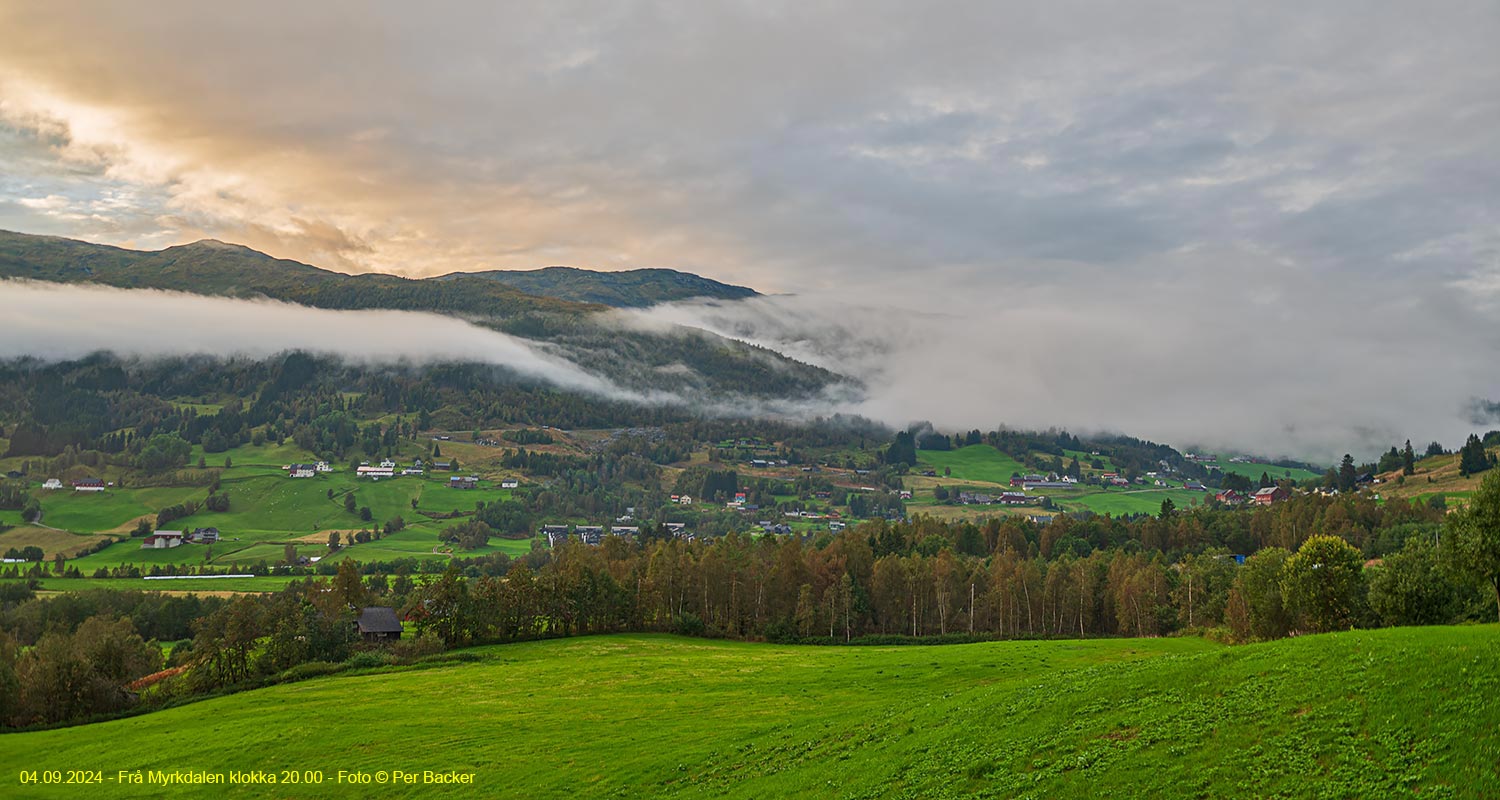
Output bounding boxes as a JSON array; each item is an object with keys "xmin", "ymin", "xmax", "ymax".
[{"xmin": 1, "ymin": 2, "xmax": 1497, "ymax": 461}]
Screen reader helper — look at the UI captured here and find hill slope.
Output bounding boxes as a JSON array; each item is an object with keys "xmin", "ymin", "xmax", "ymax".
[
  {"xmin": 6, "ymin": 627, "xmax": 1496, "ymax": 798},
  {"xmin": 444, "ymin": 265, "xmax": 757, "ymax": 307},
  {"xmin": 1374, "ymin": 445, "xmax": 1499, "ymax": 508}
]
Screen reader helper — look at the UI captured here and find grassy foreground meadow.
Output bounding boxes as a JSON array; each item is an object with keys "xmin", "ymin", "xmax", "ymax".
[{"xmin": 4, "ymin": 627, "xmax": 1496, "ymax": 799}]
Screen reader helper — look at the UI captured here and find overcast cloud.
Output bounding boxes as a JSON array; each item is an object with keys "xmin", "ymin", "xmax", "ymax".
[{"xmin": 0, "ymin": 2, "xmax": 1497, "ymax": 460}]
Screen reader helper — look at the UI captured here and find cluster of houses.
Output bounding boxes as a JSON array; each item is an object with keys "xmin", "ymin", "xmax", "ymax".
[
  {"xmin": 1214, "ymin": 486, "xmax": 1291, "ymax": 506},
  {"xmin": 1009, "ymin": 473, "xmax": 1079, "ymax": 490},
  {"xmin": 140, "ymin": 527, "xmax": 221, "ymax": 549},
  {"xmin": 286, "ymin": 462, "xmax": 334, "ymax": 478},
  {"xmin": 959, "ymin": 490, "xmax": 1035, "ymax": 506},
  {"xmin": 542, "ymin": 522, "xmax": 688, "ymax": 547},
  {"xmin": 284, "ymin": 459, "xmax": 502, "ymax": 482},
  {"xmin": 355, "ymin": 459, "xmax": 428, "ymax": 479}
]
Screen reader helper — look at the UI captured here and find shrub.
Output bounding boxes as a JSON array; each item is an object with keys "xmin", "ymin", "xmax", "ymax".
[{"xmin": 278, "ymin": 661, "xmax": 345, "ymax": 683}]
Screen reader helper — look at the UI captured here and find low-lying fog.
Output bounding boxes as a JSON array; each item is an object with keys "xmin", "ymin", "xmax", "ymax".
[
  {"xmin": 613, "ymin": 252, "xmax": 1500, "ymax": 464},
  {"xmin": 4, "ymin": 273, "xmax": 1495, "ymax": 465}
]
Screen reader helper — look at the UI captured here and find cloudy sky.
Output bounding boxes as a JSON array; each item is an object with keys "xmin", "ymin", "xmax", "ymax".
[{"xmin": 1, "ymin": 2, "xmax": 1497, "ymax": 459}]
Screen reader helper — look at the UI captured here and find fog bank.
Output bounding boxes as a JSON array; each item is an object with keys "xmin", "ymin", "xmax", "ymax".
[
  {"xmin": 613, "ymin": 251, "xmax": 1500, "ymax": 463},
  {"xmin": 0, "ymin": 280, "xmax": 621, "ymax": 395}
]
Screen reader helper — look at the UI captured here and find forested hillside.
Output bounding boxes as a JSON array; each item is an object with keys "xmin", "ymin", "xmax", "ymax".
[{"xmin": 444, "ymin": 265, "xmax": 757, "ymax": 307}]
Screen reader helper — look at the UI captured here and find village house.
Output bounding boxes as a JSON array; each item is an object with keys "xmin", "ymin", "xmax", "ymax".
[
  {"xmin": 73, "ymin": 478, "xmax": 106, "ymax": 492},
  {"xmin": 379, "ymin": 459, "xmax": 397, "ymax": 469},
  {"xmin": 287, "ymin": 464, "xmax": 316, "ymax": 479},
  {"xmin": 1253, "ymin": 486, "xmax": 1291, "ymax": 505},
  {"xmin": 141, "ymin": 530, "xmax": 184, "ymax": 549},
  {"xmin": 433, "ymin": 461, "xmax": 454, "ymax": 471},
  {"xmin": 314, "ymin": 461, "xmax": 333, "ymax": 473},
  {"xmin": 356, "ymin": 465, "xmax": 395, "ymax": 479},
  {"xmin": 575, "ymin": 525, "xmax": 606, "ymax": 545},
  {"xmin": 188, "ymin": 527, "xmax": 220, "ymax": 544},
  {"xmin": 1182, "ymin": 481, "xmax": 1209, "ymax": 492},
  {"xmin": 500, "ymin": 479, "xmax": 519, "ymax": 489},
  {"xmin": 356, "ymin": 607, "xmax": 403, "ymax": 642},
  {"xmin": 402, "ymin": 467, "xmax": 424, "ymax": 476},
  {"xmin": 42, "ymin": 478, "xmax": 63, "ymax": 490},
  {"xmin": 449, "ymin": 475, "xmax": 479, "ymax": 490}
]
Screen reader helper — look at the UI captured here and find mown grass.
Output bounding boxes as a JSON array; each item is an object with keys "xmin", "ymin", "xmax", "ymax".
[
  {"xmin": 3, "ymin": 626, "xmax": 1495, "ymax": 799},
  {"xmin": 917, "ymin": 445, "xmax": 1029, "ymax": 485},
  {"xmin": 1061, "ymin": 487, "xmax": 1207, "ymax": 516},
  {"xmin": 1214, "ymin": 459, "xmax": 1322, "ymax": 483}
]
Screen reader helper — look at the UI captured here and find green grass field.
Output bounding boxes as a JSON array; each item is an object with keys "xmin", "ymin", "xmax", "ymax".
[
  {"xmin": 1214, "ymin": 459, "xmax": 1322, "ymax": 483},
  {"xmin": 1061, "ymin": 487, "xmax": 1207, "ymax": 516},
  {"xmin": 917, "ymin": 445, "xmax": 1029, "ymax": 485},
  {"xmin": 3, "ymin": 627, "xmax": 1495, "ymax": 798}
]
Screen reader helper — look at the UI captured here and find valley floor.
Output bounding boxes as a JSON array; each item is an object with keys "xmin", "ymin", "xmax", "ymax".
[{"xmin": 2, "ymin": 627, "xmax": 1497, "ymax": 799}]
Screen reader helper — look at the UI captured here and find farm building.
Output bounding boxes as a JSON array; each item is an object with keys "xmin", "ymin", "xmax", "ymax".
[
  {"xmin": 357, "ymin": 466, "xmax": 395, "ymax": 478},
  {"xmin": 73, "ymin": 478, "xmax": 106, "ymax": 492},
  {"xmin": 141, "ymin": 531, "xmax": 184, "ymax": 549},
  {"xmin": 542, "ymin": 525, "xmax": 570, "ymax": 547},
  {"xmin": 1253, "ymin": 486, "xmax": 1291, "ymax": 505},
  {"xmin": 356, "ymin": 607, "xmax": 404, "ymax": 642},
  {"xmin": 433, "ymin": 461, "xmax": 454, "ymax": 471},
  {"xmin": 450, "ymin": 476, "xmax": 479, "ymax": 490},
  {"xmin": 500, "ymin": 479, "xmax": 519, "ymax": 489},
  {"xmin": 42, "ymin": 478, "xmax": 63, "ymax": 490},
  {"xmin": 288, "ymin": 464, "xmax": 316, "ymax": 479}
]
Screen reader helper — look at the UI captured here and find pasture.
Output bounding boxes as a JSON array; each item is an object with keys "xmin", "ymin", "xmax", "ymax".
[
  {"xmin": 1213, "ymin": 459, "xmax": 1321, "ymax": 483},
  {"xmin": 3, "ymin": 627, "xmax": 1495, "ymax": 798},
  {"xmin": 916, "ymin": 445, "xmax": 1028, "ymax": 485}
]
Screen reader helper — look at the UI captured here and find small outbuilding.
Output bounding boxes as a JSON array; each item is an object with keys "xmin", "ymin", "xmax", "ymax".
[{"xmin": 356, "ymin": 607, "xmax": 404, "ymax": 642}]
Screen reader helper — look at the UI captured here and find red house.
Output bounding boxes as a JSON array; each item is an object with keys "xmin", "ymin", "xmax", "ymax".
[{"xmin": 1253, "ymin": 486, "xmax": 1291, "ymax": 505}]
